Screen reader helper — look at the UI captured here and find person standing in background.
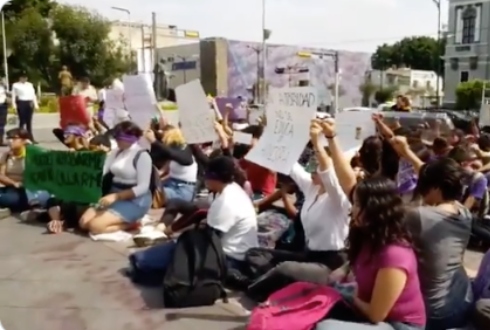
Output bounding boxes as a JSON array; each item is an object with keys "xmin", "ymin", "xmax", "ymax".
[
  {"xmin": 72, "ymin": 77, "xmax": 98, "ymax": 117},
  {"xmin": 0, "ymin": 79, "xmax": 9, "ymax": 146},
  {"xmin": 58, "ymin": 65, "xmax": 73, "ymax": 96},
  {"xmin": 11, "ymin": 73, "xmax": 38, "ymax": 143}
]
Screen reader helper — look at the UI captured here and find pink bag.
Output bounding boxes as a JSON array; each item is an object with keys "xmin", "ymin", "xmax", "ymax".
[{"xmin": 246, "ymin": 282, "xmax": 342, "ymax": 330}]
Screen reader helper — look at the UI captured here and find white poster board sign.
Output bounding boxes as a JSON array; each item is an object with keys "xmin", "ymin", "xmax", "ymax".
[
  {"xmin": 123, "ymin": 74, "xmax": 158, "ymax": 148},
  {"xmin": 245, "ymin": 87, "xmax": 317, "ymax": 174},
  {"xmin": 103, "ymin": 89, "xmax": 125, "ymax": 128},
  {"xmin": 175, "ymin": 79, "xmax": 216, "ymax": 144},
  {"xmin": 332, "ymin": 110, "xmax": 376, "ymax": 151}
]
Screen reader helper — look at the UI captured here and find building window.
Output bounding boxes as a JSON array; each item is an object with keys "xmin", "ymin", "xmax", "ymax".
[
  {"xmin": 460, "ymin": 71, "xmax": 469, "ymax": 82},
  {"xmin": 462, "ymin": 6, "xmax": 476, "ymax": 44}
]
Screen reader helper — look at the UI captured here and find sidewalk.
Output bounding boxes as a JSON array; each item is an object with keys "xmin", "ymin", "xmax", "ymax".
[{"xmin": 0, "ymin": 217, "xmax": 249, "ymax": 330}]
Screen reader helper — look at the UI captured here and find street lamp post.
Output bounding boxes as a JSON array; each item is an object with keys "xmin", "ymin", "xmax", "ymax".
[
  {"xmin": 1, "ymin": 11, "xmax": 8, "ymax": 89},
  {"xmin": 111, "ymin": 7, "xmax": 132, "ymax": 60},
  {"xmin": 246, "ymin": 45, "xmax": 262, "ymax": 103},
  {"xmin": 432, "ymin": 0, "xmax": 441, "ymax": 107}
]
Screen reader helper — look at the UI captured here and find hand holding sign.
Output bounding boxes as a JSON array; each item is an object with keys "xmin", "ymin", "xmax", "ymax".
[
  {"xmin": 320, "ymin": 118, "xmax": 336, "ymax": 138},
  {"xmin": 309, "ymin": 120, "xmax": 322, "ymax": 140}
]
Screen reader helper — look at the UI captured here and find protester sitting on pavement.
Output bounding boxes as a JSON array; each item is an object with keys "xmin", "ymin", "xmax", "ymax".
[
  {"xmin": 133, "ymin": 129, "xmax": 252, "ymax": 247},
  {"xmin": 129, "ymin": 155, "xmax": 258, "ymax": 273},
  {"xmin": 0, "ymin": 128, "xmax": 51, "ymax": 215},
  {"xmin": 316, "ymin": 176, "xmax": 425, "ymax": 330},
  {"xmin": 144, "ymin": 125, "xmax": 197, "ymax": 203},
  {"xmin": 52, "ymin": 124, "xmax": 90, "ymax": 151},
  {"xmin": 79, "ymin": 121, "xmax": 153, "ymax": 235},
  {"xmin": 245, "ymin": 120, "xmax": 351, "ymax": 299},
  {"xmin": 390, "ymin": 138, "xmax": 474, "ymax": 329},
  {"xmin": 44, "ymin": 134, "xmax": 112, "ymax": 234}
]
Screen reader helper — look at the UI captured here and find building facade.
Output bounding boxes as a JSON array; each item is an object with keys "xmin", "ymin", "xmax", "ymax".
[
  {"xmin": 367, "ymin": 68, "xmax": 442, "ymax": 106},
  {"xmin": 109, "ymin": 21, "xmax": 199, "ymax": 73},
  {"xmin": 444, "ymin": 0, "xmax": 486, "ymax": 104},
  {"xmin": 156, "ymin": 38, "xmax": 371, "ymax": 107}
]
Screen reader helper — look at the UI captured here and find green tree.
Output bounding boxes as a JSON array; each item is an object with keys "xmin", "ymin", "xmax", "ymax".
[
  {"xmin": 371, "ymin": 36, "xmax": 445, "ymax": 77},
  {"xmin": 6, "ymin": 8, "xmax": 54, "ymax": 86},
  {"xmin": 455, "ymin": 79, "xmax": 487, "ymax": 110},
  {"xmin": 359, "ymin": 81, "xmax": 377, "ymax": 106},
  {"xmin": 50, "ymin": 5, "xmax": 132, "ymax": 87},
  {"xmin": 374, "ymin": 86, "xmax": 397, "ymax": 104},
  {"xmin": 3, "ymin": 0, "xmax": 56, "ymax": 19}
]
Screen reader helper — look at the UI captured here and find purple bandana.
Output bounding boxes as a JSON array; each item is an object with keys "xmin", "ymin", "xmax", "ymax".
[
  {"xmin": 64, "ymin": 125, "xmax": 85, "ymax": 137},
  {"xmin": 115, "ymin": 133, "xmax": 139, "ymax": 143}
]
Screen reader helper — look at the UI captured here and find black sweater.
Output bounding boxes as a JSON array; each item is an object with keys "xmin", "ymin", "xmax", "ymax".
[{"xmin": 150, "ymin": 141, "xmax": 194, "ymax": 168}]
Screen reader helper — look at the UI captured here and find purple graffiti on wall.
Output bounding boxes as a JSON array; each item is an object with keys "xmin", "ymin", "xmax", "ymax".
[{"xmin": 225, "ymin": 39, "xmax": 372, "ymax": 107}]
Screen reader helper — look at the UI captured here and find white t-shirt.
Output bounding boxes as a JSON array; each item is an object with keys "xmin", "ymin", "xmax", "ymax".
[
  {"xmin": 206, "ymin": 182, "xmax": 258, "ymax": 260},
  {"xmin": 290, "ymin": 163, "xmax": 351, "ymax": 251},
  {"xmin": 102, "ymin": 143, "xmax": 153, "ymax": 197},
  {"xmin": 168, "ymin": 159, "xmax": 198, "ymax": 182}
]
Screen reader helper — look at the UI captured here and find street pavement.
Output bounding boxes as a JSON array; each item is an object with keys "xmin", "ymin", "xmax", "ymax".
[{"xmin": 0, "ymin": 116, "xmax": 484, "ymax": 328}]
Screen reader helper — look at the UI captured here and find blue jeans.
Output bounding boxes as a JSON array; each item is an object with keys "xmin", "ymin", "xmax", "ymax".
[
  {"xmin": 25, "ymin": 189, "xmax": 51, "ymax": 208},
  {"xmin": 131, "ymin": 240, "xmax": 239, "ymax": 273},
  {"xmin": 0, "ymin": 187, "xmax": 26, "ymax": 211},
  {"xmin": 425, "ymin": 268, "xmax": 473, "ymax": 329},
  {"xmin": 161, "ymin": 177, "xmax": 195, "ymax": 202}
]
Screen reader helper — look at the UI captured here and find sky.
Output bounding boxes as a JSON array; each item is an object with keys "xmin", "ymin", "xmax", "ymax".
[{"xmin": 59, "ymin": 0, "xmax": 449, "ymax": 53}]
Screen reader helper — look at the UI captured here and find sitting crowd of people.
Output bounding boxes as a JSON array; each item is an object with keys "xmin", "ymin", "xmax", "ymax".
[{"xmin": 4, "ymin": 104, "xmax": 490, "ymax": 330}]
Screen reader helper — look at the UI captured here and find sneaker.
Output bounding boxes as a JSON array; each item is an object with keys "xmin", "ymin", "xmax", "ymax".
[
  {"xmin": 0, "ymin": 208, "xmax": 11, "ymax": 220},
  {"xmin": 133, "ymin": 229, "xmax": 167, "ymax": 248}
]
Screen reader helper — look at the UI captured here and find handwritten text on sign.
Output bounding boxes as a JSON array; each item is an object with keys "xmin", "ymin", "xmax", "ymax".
[
  {"xmin": 23, "ymin": 146, "xmax": 106, "ymax": 204},
  {"xmin": 245, "ymin": 87, "xmax": 317, "ymax": 174}
]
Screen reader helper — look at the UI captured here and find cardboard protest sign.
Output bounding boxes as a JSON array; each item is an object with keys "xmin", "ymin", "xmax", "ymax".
[
  {"xmin": 23, "ymin": 145, "xmax": 106, "ymax": 204},
  {"xmin": 332, "ymin": 110, "xmax": 376, "ymax": 151},
  {"xmin": 245, "ymin": 87, "xmax": 317, "ymax": 174},
  {"xmin": 123, "ymin": 74, "xmax": 159, "ymax": 148},
  {"xmin": 59, "ymin": 95, "xmax": 90, "ymax": 128},
  {"xmin": 176, "ymin": 79, "xmax": 216, "ymax": 144}
]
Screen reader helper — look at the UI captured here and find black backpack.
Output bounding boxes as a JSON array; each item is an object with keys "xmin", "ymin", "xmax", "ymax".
[{"xmin": 163, "ymin": 221, "xmax": 228, "ymax": 308}]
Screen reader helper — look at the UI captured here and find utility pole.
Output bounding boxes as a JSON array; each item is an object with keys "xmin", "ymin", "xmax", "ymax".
[
  {"xmin": 140, "ymin": 24, "xmax": 146, "ymax": 73},
  {"xmin": 151, "ymin": 12, "xmax": 157, "ymax": 70},
  {"xmin": 432, "ymin": 0, "xmax": 441, "ymax": 107},
  {"xmin": 297, "ymin": 51, "xmax": 340, "ymax": 114},
  {"xmin": 246, "ymin": 45, "xmax": 261, "ymax": 103}
]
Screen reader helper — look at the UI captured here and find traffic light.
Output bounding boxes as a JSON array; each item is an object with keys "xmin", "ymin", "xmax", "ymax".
[{"xmin": 275, "ymin": 67, "xmax": 285, "ymax": 74}]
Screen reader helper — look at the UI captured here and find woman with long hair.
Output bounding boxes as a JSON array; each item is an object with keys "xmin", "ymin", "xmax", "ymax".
[
  {"xmin": 145, "ymin": 125, "xmax": 198, "ymax": 203},
  {"xmin": 317, "ymin": 176, "xmax": 425, "ymax": 330},
  {"xmin": 391, "ymin": 139, "xmax": 473, "ymax": 329}
]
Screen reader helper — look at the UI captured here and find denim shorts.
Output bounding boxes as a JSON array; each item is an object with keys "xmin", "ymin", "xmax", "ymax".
[
  {"xmin": 25, "ymin": 189, "xmax": 51, "ymax": 208},
  {"xmin": 161, "ymin": 177, "xmax": 195, "ymax": 202},
  {"xmin": 106, "ymin": 186, "xmax": 152, "ymax": 223}
]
